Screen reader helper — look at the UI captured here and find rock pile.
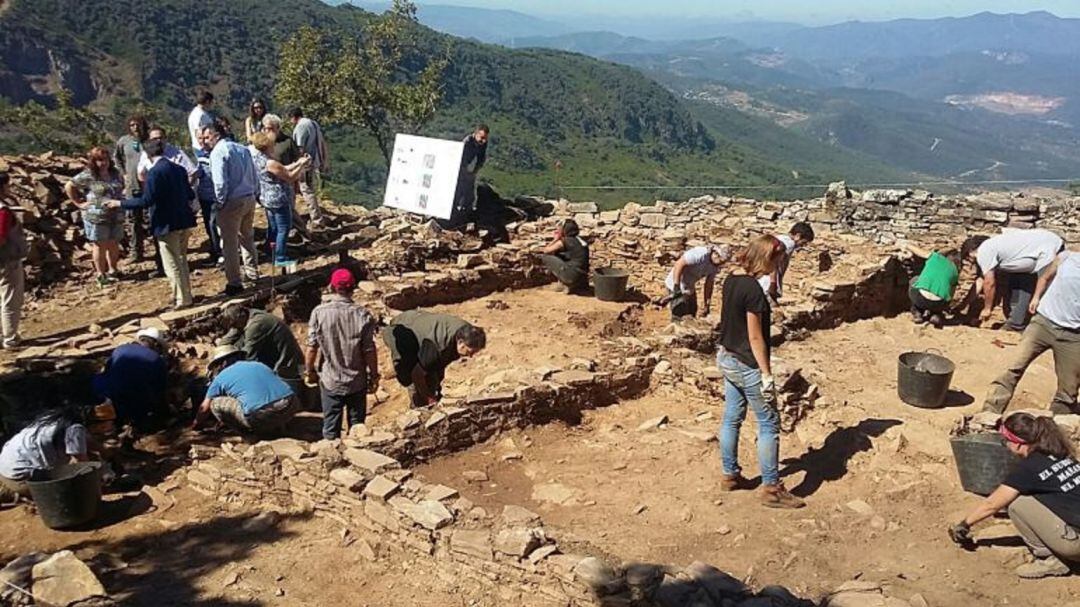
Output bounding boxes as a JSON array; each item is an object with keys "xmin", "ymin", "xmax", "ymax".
[{"xmin": 0, "ymin": 153, "xmax": 91, "ymax": 291}]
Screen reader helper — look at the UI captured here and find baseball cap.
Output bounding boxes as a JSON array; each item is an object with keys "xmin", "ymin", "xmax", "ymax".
[{"xmin": 329, "ymin": 268, "xmax": 356, "ymax": 290}]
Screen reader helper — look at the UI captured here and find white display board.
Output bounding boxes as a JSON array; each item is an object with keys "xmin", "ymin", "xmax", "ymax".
[{"xmin": 382, "ymin": 134, "xmax": 464, "ymax": 220}]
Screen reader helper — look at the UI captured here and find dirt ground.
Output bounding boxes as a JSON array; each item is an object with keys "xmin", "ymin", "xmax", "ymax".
[
  {"xmin": 2, "ymin": 238, "xmax": 1078, "ymax": 605},
  {"xmin": 417, "ymin": 316, "xmax": 1077, "ymax": 606}
]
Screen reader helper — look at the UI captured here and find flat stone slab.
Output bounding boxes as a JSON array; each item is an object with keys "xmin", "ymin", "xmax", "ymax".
[
  {"xmin": 343, "ymin": 448, "xmax": 400, "ymax": 475},
  {"xmin": 363, "ymin": 475, "xmax": 400, "ymax": 501},
  {"xmin": 389, "ymin": 497, "xmax": 453, "ymax": 530}
]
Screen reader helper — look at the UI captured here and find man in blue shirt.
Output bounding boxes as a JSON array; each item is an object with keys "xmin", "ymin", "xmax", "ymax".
[
  {"xmin": 192, "ymin": 345, "xmax": 298, "ymax": 436},
  {"xmin": 204, "ymin": 122, "xmax": 259, "ymax": 297},
  {"xmin": 117, "ymin": 138, "xmax": 197, "ymax": 309},
  {"xmin": 93, "ymin": 328, "xmax": 169, "ymax": 432},
  {"xmin": 194, "ymin": 130, "xmax": 222, "ymax": 263}
]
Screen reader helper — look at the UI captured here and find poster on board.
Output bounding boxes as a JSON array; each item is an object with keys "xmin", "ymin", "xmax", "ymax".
[{"xmin": 382, "ymin": 134, "xmax": 464, "ymax": 220}]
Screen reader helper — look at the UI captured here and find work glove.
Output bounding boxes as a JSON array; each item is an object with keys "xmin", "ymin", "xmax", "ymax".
[
  {"xmin": 948, "ymin": 521, "xmax": 973, "ymax": 546},
  {"xmin": 761, "ymin": 374, "xmax": 777, "ymax": 406}
]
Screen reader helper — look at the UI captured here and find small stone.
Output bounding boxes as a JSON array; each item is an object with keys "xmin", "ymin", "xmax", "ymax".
[
  {"xmin": 31, "ymin": 550, "xmax": 107, "ymax": 607},
  {"xmin": 363, "ymin": 475, "xmax": 400, "ymax": 501},
  {"xmin": 397, "ymin": 411, "xmax": 422, "ymax": 431},
  {"xmin": 501, "ymin": 505, "xmax": 542, "ymax": 527},
  {"xmin": 633, "ymin": 503, "xmax": 648, "ymax": 515},
  {"xmin": 636, "ymin": 415, "xmax": 669, "ymax": 431},
  {"xmin": 389, "ymin": 497, "xmax": 453, "ymax": 530},
  {"xmin": 501, "ymin": 451, "xmax": 524, "ymax": 461},
  {"xmin": 527, "ymin": 544, "xmax": 559, "ymax": 564},
  {"xmin": 462, "ymin": 470, "xmax": 489, "ymax": 483},
  {"xmin": 343, "ymin": 448, "xmax": 400, "ymax": 475},
  {"xmin": 716, "ymin": 525, "xmax": 732, "ymax": 536},
  {"xmin": 494, "ymin": 527, "xmax": 544, "ymax": 558},
  {"xmin": 574, "ymin": 557, "xmax": 622, "ymax": 593},
  {"xmin": 451, "ymin": 529, "xmax": 493, "ymax": 560},
  {"xmin": 329, "ymin": 468, "xmax": 366, "ymax": 492},
  {"xmin": 424, "ymin": 484, "xmax": 459, "ymax": 502},
  {"xmin": 846, "ymin": 499, "xmax": 875, "ymax": 516}
]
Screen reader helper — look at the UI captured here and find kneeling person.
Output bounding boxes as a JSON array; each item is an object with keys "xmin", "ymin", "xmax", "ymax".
[
  {"xmin": 539, "ymin": 219, "xmax": 589, "ymax": 293},
  {"xmin": 193, "ymin": 346, "xmax": 299, "ymax": 436},
  {"xmin": 907, "ymin": 246, "xmax": 960, "ymax": 328},
  {"xmin": 0, "ymin": 407, "xmax": 92, "ymax": 503},
  {"xmin": 382, "ymin": 311, "xmax": 485, "ymax": 408}
]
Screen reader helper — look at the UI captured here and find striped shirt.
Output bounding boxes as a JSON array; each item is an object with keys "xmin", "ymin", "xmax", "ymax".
[{"xmin": 307, "ymin": 294, "xmax": 377, "ymax": 395}]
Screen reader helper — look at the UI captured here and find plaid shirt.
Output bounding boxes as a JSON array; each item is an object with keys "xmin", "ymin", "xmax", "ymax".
[{"xmin": 307, "ymin": 294, "xmax": 377, "ymax": 395}]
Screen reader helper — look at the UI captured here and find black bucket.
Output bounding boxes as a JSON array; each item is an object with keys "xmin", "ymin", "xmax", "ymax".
[
  {"xmin": 593, "ymin": 268, "xmax": 629, "ymax": 302},
  {"xmin": 26, "ymin": 462, "xmax": 103, "ymax": 530},
  {"xmin": 950, "ymin": 433, "xmax": 1019, "ymax": 496},
  {"xmin": 897, "ymin": 351, "xmax": 955, "ymax": 409}
]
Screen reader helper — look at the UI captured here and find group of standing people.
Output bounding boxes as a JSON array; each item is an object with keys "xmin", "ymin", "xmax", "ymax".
[{"xmin": 58, "ymin": 91, "xmax": 331, "ymax": 310}]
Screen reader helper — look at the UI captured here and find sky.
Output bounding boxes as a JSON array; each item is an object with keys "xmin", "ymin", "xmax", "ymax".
[{"xmin": 415, "ymin": 1, "xmax": 1080, "ymax": 24}]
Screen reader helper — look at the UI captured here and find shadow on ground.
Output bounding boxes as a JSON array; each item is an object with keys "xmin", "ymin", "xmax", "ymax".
[
  {"xmin": 780, "ymin": 418, "xmax": 903, "ymax": 498},
  {"xmin": 64, "ymin": 511, "xmax": 308, "ymax": 606}
]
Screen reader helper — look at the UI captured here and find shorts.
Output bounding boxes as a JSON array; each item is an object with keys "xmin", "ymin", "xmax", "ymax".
[{"xmin": 83, "ymin": 218, "xmax": 124, "ymax": 243}]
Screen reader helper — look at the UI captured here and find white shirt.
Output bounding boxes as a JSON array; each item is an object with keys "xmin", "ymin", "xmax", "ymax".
[
  {"xmin": 665, "ymin": 245, "xmax": 729, "ymax": 292},
  {"xmin": 137, "ymin": 144, "xmax": 197, "ymax": 182},
  {"xmin": 758, "ymin": 234, "xmax": 798, "ymax": 295},
  {"xmin": 0, "ymin": 422, "xmax": 88, "ymax": 481},
  {"xmin": 976, "ymin": 229, "xmax": 1063, "ymax": 275},
  {"xmin": 187, "ymin": 105, "xmax": 214, "ymax": 151},
  {"xmin": 1037, "ymin": 252, "xmax": 1080, "ymax": 329}
]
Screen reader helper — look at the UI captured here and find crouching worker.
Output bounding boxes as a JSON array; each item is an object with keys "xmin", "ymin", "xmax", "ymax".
[
  {"xmin": 0, "ymin": 407, "xmax": 93, "ymax": 504},
  {"xmin": 949, "ymin": 412, "xmax": 1080, "ymax": 579},
  {"xmin": 382, "ymin": 310, "xmax": 485, "ymax": 409},
  {"xmin": 665, "ymin": 244, "xmax": 731, "ymax": 320},
  {"xmin": 93, "ymin": 327, "xmax": 169, "ymax": 432},
  {"xmin": 758, "ymin": 222, "xmax": 815, "ymax": 302},
  {"xmin": 192, "ymin": 345, "xmax": 299, "ymax": 436},
  {"xmin": 905, "ymin": 244, "xmax": 960, "ymax": 329},
  {"xmin": 539, "ymin": 219, "xmax": 589, "ymax": 293}
]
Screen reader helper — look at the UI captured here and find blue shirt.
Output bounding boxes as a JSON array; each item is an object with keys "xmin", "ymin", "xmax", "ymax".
[
  {"xmin": 194, "ymin": 149, "xmax": 216, "ymax": 203},
  {"xmin": 210, "ymin": 139, "xmax": 260, "ymax": 206},
  {"xmin": 207, "ymin": 361, "xmax": 293, "ymax": 414},
  {"xmin": 96, "ymin": 343, "xmax": 167, "ymax": 420},
  {"xmin": 121, "ymin": 158, "xmax": 197, "ymax": 237}
]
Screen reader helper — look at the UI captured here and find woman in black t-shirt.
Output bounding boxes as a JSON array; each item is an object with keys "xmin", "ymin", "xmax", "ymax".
[
  {"xmin": 540, "ymin": 219, "xmax": 590, "ymax": 293},
  {"xmin": 949, "ymin": 412, "xmax": 1080, "ymax": 579},
  {"xmin": 717, "ymin": 235, "xmax": 804, "ymax": 509}
]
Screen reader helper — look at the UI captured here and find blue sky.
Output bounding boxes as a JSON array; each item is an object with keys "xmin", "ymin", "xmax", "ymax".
[{"xmin": 418, "ymin": 1, "xmax": 1080, "ymax": 24}]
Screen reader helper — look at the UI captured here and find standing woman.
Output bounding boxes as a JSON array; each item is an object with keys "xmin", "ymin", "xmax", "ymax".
[
  {"xmin": 717, "ymin": 235, "xmax": 804, "ymax": 509},
  {"xmin": 245, "ymin": 98, "xmax": 268, "ymax": 142},
  {"xmin": 250, "ymin": 132, "xmax": 309, "ymax": 265},
  {"xmin": 949, "ymin": 412, "xmax": 1079, "ymax": 579},
  {"xmin": 65, "ymin": 147, "xmax": 125, "ymax": 286},
  {"xmin": 0, "ymin": 172, "xmax": 27, "ymax": 350}
]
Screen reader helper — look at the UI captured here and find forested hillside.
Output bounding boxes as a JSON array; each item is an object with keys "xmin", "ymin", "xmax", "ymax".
[{"xmin": 0, "ymin": 0, "xmax": 876, "ymax": 204}]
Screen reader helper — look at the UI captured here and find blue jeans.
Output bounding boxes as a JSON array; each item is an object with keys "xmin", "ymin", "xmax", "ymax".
[
  {"xmin": 718, "ymin": 351, "xmax": 780, "ymax": 486},
  {"xmin": 198, "ymin": 197, "xmax": 221, "ymax": 257},
  {"xmin": 320, "ymin": 390, "xmax": 366, "ymax": 440},
  {"xmin": 265, "ymin": 205, "xmax": 292, "ymax": 262}
]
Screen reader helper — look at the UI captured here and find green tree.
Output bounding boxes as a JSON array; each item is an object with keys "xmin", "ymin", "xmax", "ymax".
[
  {"xmin": 276, "ymin": 0, "xmax": 448, "ymax": 166},
  {"xmin": 0, "ymin": 89, "xmax": 109, "ymax": 154}
]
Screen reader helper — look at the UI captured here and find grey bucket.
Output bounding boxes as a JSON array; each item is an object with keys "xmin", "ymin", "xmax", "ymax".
[
  {"xmin": 950, "ymin": 433, "xmax": 1019, "ymax": 496},
  {"xmin": 593, "ymin": 268, "xmax": 629, "ymax": 302},
  {"xmin": 897, "ymin": 350, "xmax": 955, "ymax": 409}
]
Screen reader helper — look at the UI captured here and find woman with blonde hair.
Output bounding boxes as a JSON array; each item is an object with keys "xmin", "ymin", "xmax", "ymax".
[
  {"xmin": 65, "ymin": 146, "xmax": 125, "ymax": 286},
  {"xmin": 717, "ymin": 234, "xmax": 804, "ymax": 509},
  {"xmin": 249, "ymin": 132, "xmax": 309, "ymax": 264},
  {"xmin": 950, "ymin": 412, "xmax": 1079, "ymax": 578}
]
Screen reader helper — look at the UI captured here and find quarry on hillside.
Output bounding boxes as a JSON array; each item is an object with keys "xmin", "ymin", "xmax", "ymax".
[{"xmin": 1, "ymin": 153, "xmax": 1079, "ymax": 606}]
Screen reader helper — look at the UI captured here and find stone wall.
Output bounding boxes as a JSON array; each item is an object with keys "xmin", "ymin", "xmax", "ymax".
[{"xmin": 186, "ymin": 437, "xmax": 817, "ymax": 607}]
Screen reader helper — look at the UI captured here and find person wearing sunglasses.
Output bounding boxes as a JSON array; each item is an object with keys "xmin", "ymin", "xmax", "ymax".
[
  {"xmin": 245, "ymin": 98, "xmax": 268, "ymax": 142},
  {"xmin": 949, "ymin": 412, "xmax": 1080, "ymax": 578}
]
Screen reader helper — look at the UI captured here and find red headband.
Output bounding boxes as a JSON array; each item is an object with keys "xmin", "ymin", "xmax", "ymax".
[{"xmin": 1000, "ymin": 425, "xmax": 1028, "ymax": 445}]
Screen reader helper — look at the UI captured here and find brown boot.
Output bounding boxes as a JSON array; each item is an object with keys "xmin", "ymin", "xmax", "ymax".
[
  {"xmin": 720, "ymin": 473, "xmax": 751, "ymax": 492},
  {"xmin": 761, "ymin": 484, "xmax": 805, "ymax": 509}
]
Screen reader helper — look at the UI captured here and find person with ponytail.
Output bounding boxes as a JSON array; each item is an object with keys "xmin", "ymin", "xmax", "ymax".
[
  {"xmin": 717, "ymin": 235, "xmax": 804, "ymax": 509},
  {"xmin": 949, "ymin": 412, "xmax": 1080, "ymax": 578}
]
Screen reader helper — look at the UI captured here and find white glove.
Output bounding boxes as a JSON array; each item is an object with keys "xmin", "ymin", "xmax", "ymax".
[{"xmin": 761, "ymin": 374, "xmax": 777, "ymax": 405}]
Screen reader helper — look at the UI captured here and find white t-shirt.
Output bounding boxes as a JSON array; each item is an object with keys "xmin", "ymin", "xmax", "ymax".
[
  {"xmin": 758, "ymin": 234, "xmax": 798, "ymax": 295},
  {"xmin": 665, "ymin": 245, "xmax": 729, "ymax": 292},
  {"xmin": 187, "ymin": 105, "xmax": 214, "ymax": 151},
  {"xmin": 976, "ymin": 229, "xmax": 1063, "ymax": 275},
  {"xmin": 0, "ymin": 422, "xmax": 89, "ymax": 481},
  {"xmin": 1037, "ymin": 252, "xmax": 1080, "ymax": 329},
  {"xmin": 137, "ymin": 145, "xmax": 197, "ymax": 182}
]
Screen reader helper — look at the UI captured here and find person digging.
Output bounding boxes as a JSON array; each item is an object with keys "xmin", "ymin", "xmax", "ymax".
[
  {"xmin": 381, "ymin": 310, "xmax": 486, "ymax": 409},
  {"xmin": 949, "ymin": 412, "xmax": 1080, "ymax": 579}
]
